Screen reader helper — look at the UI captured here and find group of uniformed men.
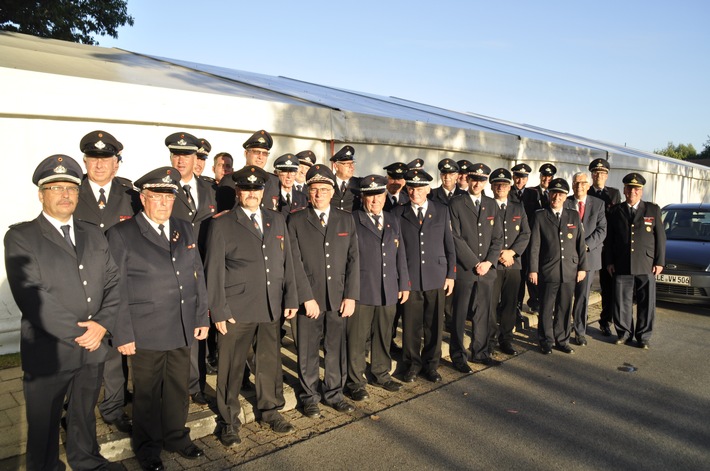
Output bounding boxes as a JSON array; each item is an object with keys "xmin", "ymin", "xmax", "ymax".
[{"xmin": 4, "ymin": 128, "xmax": 665, "ymax": 471}]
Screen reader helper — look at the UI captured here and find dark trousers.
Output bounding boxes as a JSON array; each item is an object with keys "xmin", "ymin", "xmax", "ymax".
[
  {"xmin": 98, "ymin": 346, "xmax": 128, "ymax": 422},
  {"xmin": 572, "ymin": 271, "xmax": 594, "ymax": 337},
  {"xmin": 599, "ymin": 263, "xmax": 615, "ymax": 325},
  {"xmin": 24, "ymin": 363, "xmax": 106, "ymax": 471},
  {"xmin": 131, "ymin": 347, "xmax": 192, "ymax": 461},
  {"xmin": 492, "ymin": 268, "xmax": 521, "ymax": 346},
  {"xmin": 402, "ymin": 288, "xmax": 444, "ymax": 373},
  {"xmin": 187, "ymin": 338, "xmax": 206, "ymax": 396},
  {"xmin": 451, "ymin": 275, "xmax": 494, "ymax": 362},
  {"xmin": 538, "ymin": 281, "xmax": 574, "ymax": 347},
  {"xmin": 346, "ymin": 303, "xmax": 396, "ymax": 390},
  {"xmin": 217, "ymin": 319, "xmax": 284, "ymax": 427},
  {"xmin": 520, "ymin": 251, "xmax": 539, "ymax": 310},
  {"xmin": 613, "ymin": 274, "xmax": 656, "ymax": 342},
  {"xmin": 297, "ymin": 310, "xmax": 346, "ymax": 406}
]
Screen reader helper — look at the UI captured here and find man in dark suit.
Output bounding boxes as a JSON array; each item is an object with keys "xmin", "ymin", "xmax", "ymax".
[
  {"xmin": 489, "ymin": 168, "xmax": 530, "ymax": 356},
  {"xmin": 211, "ymin": 152, "xmax": 234, "ymax": 185},
  {"xmin": 528, "ymin": 178, "xmax": 588, "ymax": 355},
  {"xmin": 108, "ymin": 167, "xmax": 209, "ymax": 470},
  {"xmin": 195, "ymin": 137, "xmax": 211, "ymax": 179},
  {"xmin": 455, "ymin": 160, "xmax": 473, "ymax": 193},
  {"xmin": 565, "ymin": 172, "xmax": 607, "ymax": 346},
  {"xmin": 330, "ymin": 145, "xmax": 361, "ymax": 212},
  {"xmin": 449, "ymin": 163, "xmax": 504, "ymax": 370},
  {"xmin": 605, "ymin": 173, "xmax": 665, "ymax": 349},
  {"xmin": 394, "ymin": 169, "xmax": 455, "ymax": 383},
  {"xmin": 74, "ymin": 130, "xmax": 139, "ymax": 434},
  {"xmin": 587, "ymin": 158, "xmax": 622, "ymax": 337},
  {"xmin": 273, "ymin": 153, "xmax": 308, "ymax": 216},
  {"xmin": 508, "ymin": 163, "xmax": 532, "ymax": 205},
  {"xmin": 382, "ymin": 162, "xmax": 410, "ymax": 211},
  {"xmin": 428, "ymin": 158, "xmax": 466, "ymax": 205},
  {"xmin": 288, "ymin": 165, "xmax": 359, "ymax": 417},
  {"xmin": 294, "ymin": 150, "xmax": 316, "ymax": 194},
  {"xmin": 346, "ymin": 175, "xmax": 409, "ymax": 401},
  {"xmin": 164, "ymin": 132, "xmax": 217, "ymax": 405},
  {"xmin": 204, "ymin": 166, "xmax": 299, "ymax": 446},
  {"xmin": 5, "ymin": 154, "xmax": 120, "ymax": 471},
  {"xmin": 508, "ymin": 163, "xmax": 533, "ymax": 326}
]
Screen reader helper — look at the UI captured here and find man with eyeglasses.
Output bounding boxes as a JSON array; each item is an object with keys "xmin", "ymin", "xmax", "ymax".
[
  {"xmin": 330, "ymin": 145, "xmax": 361, "ymax": 212},
  {"xmin": 74, "ymin": 130, "xmax": 140, "ymax": 435},
  {"xmin": 212, "ymin": 152, "xmax": 234, "ymax": 184},
  {"xmin": 428, "ymin": 159, "xmax": 466, "ymax": 205},
  {"xmin": 5, "ymin": 154, "xmax": 120, "ymax": 471},
  {"xmin": 107, "ymin": 167, "xmax": 209, "ymax": 470},
  {"xmin": 273, "ymin": 153, "xmax": 308, "ymax": 216},
  {"xmin": 287, "ymin": 165, "xmax": 359, "ymax": 418}
]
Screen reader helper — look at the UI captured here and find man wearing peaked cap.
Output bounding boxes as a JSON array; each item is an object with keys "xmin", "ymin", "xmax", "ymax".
[
  {"xmin": 392, "ymin": 168, "xmax": 455, "ymax": 384},
  {"xmin": 75, "ymin": 130, "xmax": 140, "ymax": 435},
  {"xmin": 383, "ymin": 162, "xmax": 410, "ymax": 211},
  {"xmin": 449, "ymin": 161, "xmax": 503, "ymax": 370},
  {"xmin": 5, "ymin": 154, "xmax": 120, "ymax": 470},
  {"xmin": 407, "ymin": 158, "xmax": 424, "ymax": 169},
  {"xmin": 273, "ymin": 154, "xmax": 308, "ymax": 216},
  {"xmin": 456, "ymin": 159, "xmax": 473, "ymax": 192},
  {"xmin": 205, "ymin": 162, "xmax": 299, "ymax": 443},
  {"xmin": 509, "ymin": 163, "xmax": 534, "ymax": 320},
  {"xmin": 294, "ymin": 150, "xmax": 316, "ymax": 194},
  {"xmin": 528, "ymin": 178, "xmax": 588, "ymax": 355},
  {"xmin": 509, "ymin": 163, "xmax": 532, "ymax": 205},
  {"xmin": 429, "ymin": 159, "xmax": 466, "ymax": 206},
  {"xmin": 346, "ymin": 175, "xmax": 409, "ymax": 401},
  {"xmin": 195, "ymin": 138, "xmax": 212, "ymax": 178},
  {"xmin": 239, "ymin": 130, "xmax": 281, "ymax": 211},
  {"xmin": 330, "ymin": 145, "xmax": 361, "ymax": 212},
  {"xmin": 605, "ymin": 172, "xmax": 664, "ymax": 349},
  {"xmin": 288, "ymin": 163, "xmax": 359, "ymax": 417},
  {"xmin": 587, "ymin": 157, "xmax": 622, "ymax": 337},
  {"xmin": 107, "ymin": 166, "xmax": 209, "ymax": 468}
]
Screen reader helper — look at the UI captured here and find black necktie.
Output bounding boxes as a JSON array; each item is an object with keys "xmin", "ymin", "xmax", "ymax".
[
  {"xmin": 60, "ymin": 224, "xmax": 75, "ymax": 250},
  {"xmin": 629, "ymin": 206, "xmax": 636, "ymax": 221},
  {"xmin": 340, "ymin": 181, "xmax": 347, "ymax": 194},
  {"xmin": 391, "ymin": 196, "xmax": 397, "ymax": 206},
  {"xmin": 373, "ymin": 214, "xmax": 382, "ymax": 231},
  {"xmin": 517, "ymin": 190, "xmax": 523, "ymax": 200},
  {"xmin": 98, "ymin": 188, "xmax": 107, "ymax": 209},
  {"xmin": 296, "ymin": 184, "xmax": 302, "ymax": 193},
  {"xmin": 447, "ymin": 191, "xmax": 452, "ymax": 200},
  {"xmin": 183, "ymin": 184, "xmax": 195, "ymax": 211},
  {"xmin": 319, "ymin": 212, "xmax": 327, "ymax": 227},
  {"xmin": 501, "ymin": 203, "xmax": 506, "ymax": 212},
  {"xmin": 158, "ymin": 223, "xmax": 167, "ymax": 240},
  {"xmin": 556, "ymin": 212, "xmax": 560, "ymax": 220},
  {"xmin": 286, "ymin": 193, "xmax": 291, "ymax": 206},
  {"xmin": 250, "ymin": 214, "xmax": 263, "ymax": 238},
  {"xmin": 417, "ymin": 207, "xmax": 424, "ymax": 224}
]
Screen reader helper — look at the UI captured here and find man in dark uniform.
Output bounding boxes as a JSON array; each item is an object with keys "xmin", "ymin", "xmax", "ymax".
[
  {"xmin": 108, "ymin": 167, "xmax": 209, "ymax": 470},
  {"xmin": 587, "ymin": 158, "xmax": 622, "ymax": 336},
  {"xmin": 294, "ymin": 150, "xmax": 316, "ymax": 194},
  {"xmin": 195, "ymin": 137, "xmax": 211, "ymax": 178},
  {"xmin": 212, "ymin": 152, "xmax": 233, "ymax": 185},
  {"xmin": 455, "ymin": 160, "xmax": 473, "ymax": 193},
  {"xmin": 164, "ymin": 132, "xmax": 217, "ymax": 405},
  {"xmin": 428, "ymin": 158, "xmax": 466, "ymax": 205},
  {"xmin": 347, "ymin": 175, "xmax": 409, "ymax": 401},
  {"xmin": 508, "ymin": 163, "xmax": 532, "ymax": 205},
  {"xmin": 75, "ymin": 130, "xmax": 140, "ymax": 434},
  {"xmin": 205, "ymin": 166, "xmax": 299, "ymax": 446},
  {"xmin": 508, "ymin": 163, "xmax": 533, "ymax": 324},
  {"xmin": 605, "ymin": 173, "xmax": 665, "ymax": 349},
  {"xmin": 449, "ymin": 163, "xmax": 503, "ymax": 370},
  {"xmin": 5, "ymin": 154, "xmax": 120, "ymax": 471},
  {"xmin": 564, "ymin": 172, "xmax": 607, "ymax": 346},
  {"xmin": 521, "ymin": 163, "xmax": 557, "ymax": 313},
  {"xmin": 383, "ymin": 162, "xmax": 410, "ymax": 211},
  {"xmin": 273, "ymin": 153, "xmax": 308, "ymax": 216},
  {"xmin": 489, "ymin": 168, "xmax": 530, "ymax": 356},
  {"xmin": 288, "ymin": 165, "xmax": 359, "ymax": 417},
  {"xmin": 331, "ymin": 145, "xmax": 361, "ymax": 212},
  {"xmin": 394, "ymin": 169, "xmax": 455, "ymax": 383},
  {"xmin": 528, "ymin": 178, "xmax": 588, "ymax": 355}
]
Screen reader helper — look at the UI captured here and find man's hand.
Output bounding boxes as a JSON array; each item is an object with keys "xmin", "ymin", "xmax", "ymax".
[
  {"xmin": 653, "ymin": 265, "xmax": 664, "ymax": 275},
  {"xmin": 576, "ymin": 271, "xmax": 587, "ymax": 283},
  {"xmin": 117, "ymin": 342, "xmax": 136, "ymax": 356},
  {"xmin": 194, "ymin": 326, "xmax": 209, "ymax": 340},
  {"xmin": 284, "ymin": 308, "xmax": 298, "ymax": 320},
  {"xmin": 304, "ymin": 299, "xmax": 320, "ymax": 319},
  {"xmin": 215, "ymin": 318, "xmax": 236, "ymax": 335},
  {"xmin": 75, "ymin": 321, "xmax": 107, "ymax": 352},
  {"xmin": 444, "ymin": 278, "xmax": 455, "ymax": 296},
  {"xmin": 340, "ymin": 298, "xmax": 355, "ymax": 318},
  {"xmin": 475, "ymin": 261, "xmax": 492, "ymax": 276},
  {"xmin": 499, "ymin": 250, "xmax": 516, "ymax": 267},
  {"xmin": 607, "ymin": 264, "xmax": 615, "ymax": 276},
  {"xmin": 398, "ymin": 291, "xmax": 410, "ymax": 304},
  {"xmin": 529, "ymin": 272, "xmax": 538, "ymax": 285}
]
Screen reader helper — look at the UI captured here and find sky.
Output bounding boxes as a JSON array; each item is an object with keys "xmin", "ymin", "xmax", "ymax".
[{"xmin": 99, "ymin": 0, "xmax": 710, "ymax": 154}]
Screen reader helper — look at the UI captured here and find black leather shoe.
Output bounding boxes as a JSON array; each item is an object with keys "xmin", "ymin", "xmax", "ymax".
[
  {"xmin": 555, "ymin": 344, "xmax": 575, "ymax": 354},
  {"xmin": 266, "ymin": 417, "xmax": 295, "ymax": 434},
  {"xmin": 377, "ymin": 380, "xmax": 402, "ymax": 392},
  {"xmin": 599, "ymin": 322, "xmax": 612, "ymax": 336},
  {"xmin": 331, "ymin": 400, "xmax": 355, "ymax": 413},
  {"xmin": 103, "ymin": 413, "xmax": 132, "ymax": 434},
  {"xmin": 349, "ymin": 387, "xmax": 369, "ymax": 401},
  {"xmin": 639, "ymin": 340, "xmax": 650, "ymax": 350},
  {"xmin": 499, "ymin": 343, "xmax": 518, "ymax": 356},
  {"xmin": 403, "ymin": 370, "xmax": 418, "ymax": 383},
  {"xmin": 303, "ymin": 402, "xmax": 321, "ymax": 418},
  {"xmin": 423, "ymin": 370, "xmax": 442, "ymax": 383},
  {"xmin": 574, "ymin": 335, "xmax": 587, "ymax": 346},
  {"xmin": 219, "ymin": 425, "xmax": 241, "ymax": 446},
  {"xmin": 191, "ymin": 392, "xmax": 209, "ymax": 405},
  {"xmin": 175, "ymin": 443, "xmax": 203, "ymax": 459},
  {"xmin": 452, "ymin": 361, "xmax": 473, "ymax": 374},
  {"xmin": 139, "ymin": 457, "xmax": 164, "ymax": 471},
  {"xmin": 471, "ymin": 357, "xmax": 501, "ymax": 366},
  {"xmin": 540, "ymin": 344, "xmax": 552, "ymax": 355},
  {"xmin": 205, "ymin": 361, "xmax": 218, "ymax": 376}
]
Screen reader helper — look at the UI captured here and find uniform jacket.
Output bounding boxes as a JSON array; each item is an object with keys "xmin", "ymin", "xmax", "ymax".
[
  {"xmin": 171, "ymin": 174, "xmax": 217, "ymax": 257},
  {"xmin": 393, "ymin": 201, "xmax": 456, "ymax": 291},
  {"xmin": 287, "ymin": 207, "xmax": 360, "ymax": 310},
  {"xmin": 74, "ymin": 177, "xmax": 141, "ymax": 231},
  {"xmin": 508, "ymin": 186, "xmax": 528, "ymax": 205},
  {"xmin": 5, "ymin": 215, "xmax": 120, "ymax": 375},
  {"xmin": 331, "ymin": 177, "xmax": 361, "ymax": 212},
  {"xmin": 449, "ymin": 194, "xmax": 503, "ymax": 282},
  {"xmin": 383, "ymin": 191, "xmax": 409, "ymax": 212},
  {"xmin": 428, "ymin": 186, "xmax": 466, "ymax": 206},
  {"xmin": 352, "ymin": 209, "xmax": 409, "ymax": 306},
  {"xmin": 522, "ymin": 185, "xmax": 550, "ymax": 220},
  {"xmin": 204, "ymin": 207, "xmax": 298, "ymax": 323},
  {"xmin": 604, "ymin": 201, "xmax": 666, "ymax": 275},
  {"xmin": 494, "ymin": 200, "xmax": 530, "ymax": 271},
  {"xmin": 273, "ymin": 186, "xmax": 309, "ymax": 217},
  {"xmin": 529, "ymin": 208, "xmax": 588, "ymax": 283},
  {"xmin": 588, "ymin": 185, "xmax": 622, "ymax": 213},
  {"xmin": 564, "ymin": 195, "xmax": 607, "ymax": 271},
  {"xmin": 107, "ymin": 214, "xmax": 208, "ymax": 350}
]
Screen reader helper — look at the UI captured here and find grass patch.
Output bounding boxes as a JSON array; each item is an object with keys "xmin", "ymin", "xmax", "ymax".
[{"xmin": 0, "ymin": 353, "xmax": 21, "ymax": 369}]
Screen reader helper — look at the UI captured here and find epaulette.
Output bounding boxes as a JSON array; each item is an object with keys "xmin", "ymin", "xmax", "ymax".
[
  {"xmin": 212, "ymin": 210, "xmax": 230, "ymax": 219},
  {"xmin": 8, "ymin": 221, "xmax": 32, "ymax": 229},
  {"xmin": 200, "ymin": 175, "xmax": 216, "ymax": 183}
]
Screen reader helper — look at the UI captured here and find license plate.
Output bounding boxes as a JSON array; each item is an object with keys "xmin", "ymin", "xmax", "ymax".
[{"xmin": 656, "ymin": 274, "xmax": 691, "ymax": 286}]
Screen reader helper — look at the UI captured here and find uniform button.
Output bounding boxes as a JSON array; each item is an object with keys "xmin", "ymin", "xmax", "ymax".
[
  {"xmin": 421, "ymin": 251, "xmax": 425, "ymax": 254},
  {"xmin": 79, "ymin": 265, "xmax": 84, "ymax": 270},
  {"xmin": 267, "ymin": 281, "xmax": 271, "ymax": 285},
  {"xmin": 561, "ymin": 256, "xmax": 565, "ymax": 259},
  {"xmin": 192, "ymin": 223, "xmax": 195, "ymax": 227},
  {"xmin": 478, "ymin": 223, "xmax": 482, "ymax": 226},
  {"xmin": 176, "ymin": 271, "xmax": 180, "ymax": 275},
  {"xmin": 265, "ymin": 256, "xmax": 269, "ymax": 260},
  {"xmin": 100, "ymin": 223, "xmax": 105, "ymax": 228},
  {"xmin": 422, "ymin": 260, "xmax": 426, "ymax": 264},
  {"xmin": 421, "ymin": 241, "xmax": 424, "ymax": 245},
  {"xmin": 326, "ymin": 254, "xmax": 330, "ymax": 257},
  {"xmin": 327, "ymin": 265, "xmax": 331, "ymax": 269},
  {"xmin": 383, "ymin": 263, "xmax": 387, "ymax": 267},
  {"xmin": 382, "ymin": 243, "xmax": 385, "ymax": 247},
  {"xmin": 383, "ymin": 274, "xmax": 387, "ymax": 278},
  {"xmin": 88, "ymin": 315, "xmax": 92, "ymax": 319},
  {"xmin": 479, "ymin": 243, "xmax": 482, "ymax": 246},
  {"xmin": 479, "ymin": 233, "xmax": 482, "ymax": 236},
  {"xmin": 266, "ymin": 269, "xmax": 270, "ymax": 273},
  {"xmin": 262, "ymin": 245, "xmax": 266, "ymax": 249},
  {"xmin": 328, "ymin": 276, "xmax": 332, "ymax": 280},
  {"xmin": 172, "ymin": 257, "xmax": 176, "ymax": 261},
  {"xmin": 83, "ymin": 281, "xmax": 87, "ymax": 285},
  {"xmin": 189, "ymin": 212, "xmax": 193, "ymax": 216},
  {"xmin": 631, "ymin": 248, "xmax": 635, "ymax": 252},
  {"xmin": 325, "ymin": 242, "xmax": 330, "ymax": 246},
  {"xmin": 383, "ymin": 253, "xmax": 386, "ymax": 256},
  {"xmin": 180, "ymin": 286, "xmax": 183, "ymax": 290},
  {"xmin": 87, "ymin": 297, "xmax": 91, "ymax": 302},
  {"xmin": 181, "ymin": 300, "xmax": 184, "ymax": 304}
]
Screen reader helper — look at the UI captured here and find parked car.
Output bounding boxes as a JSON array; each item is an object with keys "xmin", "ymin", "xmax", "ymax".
[{"xmin": 657, "ymin": 203, "xmax": 710, "ymax": 304}]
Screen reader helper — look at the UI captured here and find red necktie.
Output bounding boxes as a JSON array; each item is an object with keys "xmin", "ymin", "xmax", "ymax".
[{"xmin": 578, "ymin": 201, "xmax": 585, "ymax": 220}]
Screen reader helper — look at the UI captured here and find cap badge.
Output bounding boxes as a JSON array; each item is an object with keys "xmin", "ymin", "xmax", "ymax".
[
  {"xmin": 94, "ymin": 140, "xmax": 106, "ymax": 150},
  {"xmin": 443, "ymin": 163, "xmax": 451, "ymax": 169},
  {"xmin": 162, "ymin": 175, "xmax": 172, "ymax": 183},
  {"xmin": 345, "ymin": 150, "xmax": 352, "ymax": 156},
  {"xmin": 412, "ymin": 175, "xmax": 421, "ymax": 182},
  {"xmin": 396, "ymin": 168, "xmax": 403, "ymax": 173},
  {"xmin": 258, "ymin": 137, "xmax": 266, "ymax": 144},
  {"xmin": 555, "ymin": 182, "xmax": 561, "ymax": 188},
  {"xmin": 177, "ymin": 139, "xmax": 187, "ymax": 146},
  {"xmin": 475, "ymin": 169, "xmax": 483, "ymax": 174},
  {"xmin": 368, "ymin": 181, "xmax": 378, "ymax": 188},
  {"xmin": 285, "ymin": 159, "xmax": 293, "ymax": 166},
  {"xmin": 54, "ymin": 165, "xmax": 67, "ymax": 174},
  {"xmin": 498, "ymin": 172, "xmax": 504, "ymax": 178},
  {"xmin": 631, "ymin": 177, "xmax": 638, "ymax": 183},
  {"xmin": 248, "ymin": 174, "xmax": 257, "ymax": 183}
]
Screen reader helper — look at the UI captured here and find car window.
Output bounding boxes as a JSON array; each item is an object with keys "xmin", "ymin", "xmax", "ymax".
[{"xmin": 662, "ymin": 208, "xmax": 710, "ymax": 241}]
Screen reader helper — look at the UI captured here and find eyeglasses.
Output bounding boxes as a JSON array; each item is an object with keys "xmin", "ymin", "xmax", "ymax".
[
  {"xmin": 336, "ymin": 162, "xmax": 355, "ymax": 168},
  {"xmin": 144, "ymin": 193, "xmax": 177, "ymax": 201},
  {"xmin": 248, "ymin": 149, "xmax": 270, "ymax": 157},
  {"xmin": 309, "ymin": 188, "xmax": 333, "ymax": 194},
  {"xmin": 42, "ymin": 185, "xmax": 80, "ymax": 194},
  {"xmin": 573, "ymin": 181, "xmax": 589, "ymax": 186}
]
